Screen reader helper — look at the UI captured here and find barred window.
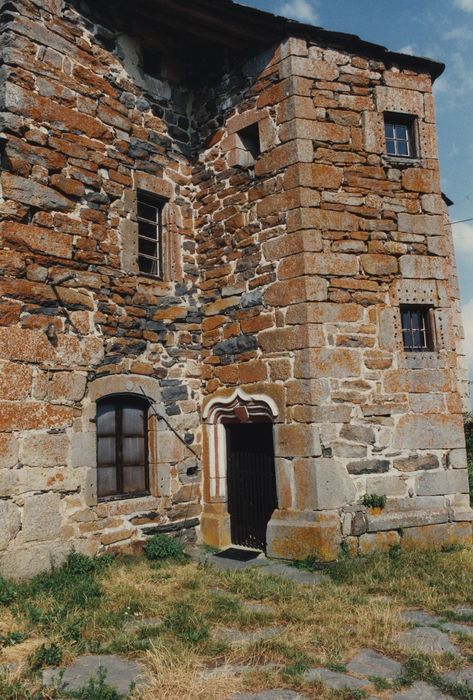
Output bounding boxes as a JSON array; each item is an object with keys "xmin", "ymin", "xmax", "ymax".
[
  {"xmin": 96, "ymin": 395, "xmax": 150, "ymax": 500},
  {"xmin": 137, "ymin": 191, "xmax": 164, "ymax": 278},
  {"xmin": 400, "ymin": 305, "xmax": 435, "ymax": 352},
  {"xmin": 384, "ymin": 114, "xmax": 416, "ymax": 157}
]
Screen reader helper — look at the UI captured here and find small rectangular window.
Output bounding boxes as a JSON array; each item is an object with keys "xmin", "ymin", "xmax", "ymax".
[
  {"xmin": 400, "ymin": 305, "xmax": 435, "ymax": 352},
  {"xmin": 137, "ymin": 191, "xmax": 164, "ymax": 278},
  {"xmin": 237, "ymin": 123, "xmax": 261, "ymax": 161},
  {"xmin": 384, "ymin": 114, "xmax": 416, "ymax": 158}
]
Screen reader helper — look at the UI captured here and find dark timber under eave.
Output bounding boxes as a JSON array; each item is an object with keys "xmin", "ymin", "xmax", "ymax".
[{"xmin": 119, "ymin": 0, "xmax": 445, "ymax": 80}]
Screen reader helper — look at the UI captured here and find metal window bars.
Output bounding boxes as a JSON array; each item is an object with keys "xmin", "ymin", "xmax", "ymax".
[{"xmin": 137, "ymin": 191, "xmax": 164, "ymax": 278}]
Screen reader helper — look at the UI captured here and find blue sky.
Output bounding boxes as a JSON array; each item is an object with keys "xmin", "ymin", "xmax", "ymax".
[{"xmin": 243, "ymin": 0, "xmax": 473, "ymax": 388}]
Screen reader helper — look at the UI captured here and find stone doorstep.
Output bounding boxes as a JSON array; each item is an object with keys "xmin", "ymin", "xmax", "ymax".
[
  {"xmin": 42, "ymin": 655, "xmax": 148, "ymax": 694},
  {"xmin": 189, "ymin": 548, "xmax": 324, "ymax": 585}
]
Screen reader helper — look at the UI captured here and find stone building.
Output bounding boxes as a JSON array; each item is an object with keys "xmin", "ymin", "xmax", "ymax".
[{"xmin": 0, "ymin": 0, "xmax": 471, "ymax": 578}]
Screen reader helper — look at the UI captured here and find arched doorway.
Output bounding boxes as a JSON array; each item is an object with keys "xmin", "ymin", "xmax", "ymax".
[{"xmin": 202, "ymin": 389, "xmax": 279, "ymax": 551}]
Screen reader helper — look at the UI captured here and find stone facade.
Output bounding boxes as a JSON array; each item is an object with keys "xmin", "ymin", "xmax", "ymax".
[{"xmin": 0, "ymin": 0, "xmax": 471, "ymax": 577}]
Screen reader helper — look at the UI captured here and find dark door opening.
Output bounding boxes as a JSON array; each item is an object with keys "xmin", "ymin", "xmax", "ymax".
[{"xmin": 226, "ymin": 422, "xmax": 277, "ymax": 552}]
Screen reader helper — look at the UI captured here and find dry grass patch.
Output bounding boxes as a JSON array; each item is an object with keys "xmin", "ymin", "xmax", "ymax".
[{"xmin": 1, "ymin": 546, "xmax": 473, "ymax": 698}]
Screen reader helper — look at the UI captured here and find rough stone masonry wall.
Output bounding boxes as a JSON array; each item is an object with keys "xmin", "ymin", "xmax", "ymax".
[
  {"xmin": 0, "ymin": 0, "xmax": 471, "ymax": 575},
  {"xmin": 0, "ymin": 0, "xmax": 203, "ymax": 578},
  {"xmin": 197, "ymin": 36, "xmax": 472, "ymax": 560}
]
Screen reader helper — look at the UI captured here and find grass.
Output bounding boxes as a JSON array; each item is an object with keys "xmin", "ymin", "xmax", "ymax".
[{"xmin": 1, "ymin": 546, "xmax": 473, "ymax": 698}]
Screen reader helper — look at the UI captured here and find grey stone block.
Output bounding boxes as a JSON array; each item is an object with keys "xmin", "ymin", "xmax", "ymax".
[
  {"xmin": 340, "ymin": 424, "xmax": 375, "ymax": 444},
  {"xmin": 397, "ymin": 627, "xmax": 460, "ymax": 656},
  {"xmin": 400, "ymin": 610, "xmax": 440, "ymax": 626},
  {"xmin": 298, "ymin": 458, "xmax": 356, "ymax": 510},
  {"xmin": 442, "ymin": 622, "xmax": 473, "ymax": 636},
  {"xmin": 347, "ymin": 459, "xmax": 390, "ymax": 475},
  {"xmin": 453, "ymin": 606, "xmax": 473, "ymax": 617},
  {"xmin": 0, "ymin": 501, "xmax": 21, "ymax": 551},
  {"xmin": 394, "ymin": 454, "xmax": 439, "ymax": 472},
  {"xmin": 303, "ymin": 667, "xmax": 369, "ymax": 689},
  {"xmin": 43, "ymin": 655, "xmax": 148, "ymax": 694},
  {"xmin": 21, "ymin": 493, "xmax": 61, "ymax": 543},
  {"xmin": 347, "ymin": 649, "xmax": 403, "ymax": 680},
  {"xmin": 416, "ymin": 469, "xmax": 469, "ymax": 496},
  {"xmin": 442, "ymin": 666, "xmax": 473, "ymax": 689},
  {"xmin": 391, "ymin": 681, "xmax": 453, "ymax": 699}
]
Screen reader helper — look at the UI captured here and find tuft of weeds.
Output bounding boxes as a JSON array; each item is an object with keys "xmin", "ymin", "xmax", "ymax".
[
  {"xmin": 30, "ymin": 642, "xmax": 62, "ymax": 670},
  {"xmin": 0, "ymin": 631, "xmax": 28, "ymax": 647},
  {"xmin": 290, "ymin": 555, "xmax": 320, "ymax": 572},
  {"xmin": 326, "ymin": 661, "xmax": 347, "ymax": 672},
  {"xmin": 143, "ymin": 535, "xmax": 187, "ymax": 562},
  {"xmin": 162, "ymin": 602, "xmax": 209, "ymax": 644},
  {"xmin": 64, "ymin": 667, "xmax": 125, "ymax": 700},
  {"xmin": 281, "ymin": 659, "xmax": 309, "ymax": 679},
  {"xmin": 0, "ymin": 577, "xmax": 17, "ymax": 606},
  {"xmin": 368, "ymin": 675, "xmax": 392, "ymax": 691},
  {"xmin": 361, "ymin": 494, "xmax": 387, "ymax": 509}
]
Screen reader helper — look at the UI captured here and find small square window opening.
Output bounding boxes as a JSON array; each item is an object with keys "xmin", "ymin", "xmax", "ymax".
[
  {"xmin": 400, "ymin": 304, "xmax": 435, "ymax": 352},
  {"xmin": 384, "ymin": 114, "xmax": 416, "ymax": 157},
  {"xmin": 137, "ymin": 191, "xmax": 164, "ymax": 278},
  {"xmin": 237, "ymin": 123, "xmax": 261, "ymax": 162}
]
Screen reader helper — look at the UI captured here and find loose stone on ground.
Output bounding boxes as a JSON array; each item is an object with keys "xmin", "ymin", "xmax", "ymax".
[
  {"xmin": 397, "ymin": 626, "xmax": 460, "ymax": 655},
  {"xmin": 400, "ymin": 610, "xmax": 440, "ymax": 626},
  {"xmin": 452, "ymin": 606, "xmax": 473, "ymax": 618},
  {"xmin": 42, "ymin": 655, "xmax": 147, "ymax": 694},
  {"xmin": 303, "ymin": 667, "xmax": 369, "ymax": 690},
  {"xmin": 391, "ymin": 681, "xmax": 453, "ymax": 699},
  {"xmin": 442, "ymin": 622, "xmax": 473, "ymax": 635},
  {"xmin": 347, "ymin": 648, "xmax": 403, "ymax": 679},
  {"xmin": 442, "ymin": 666, "xmax": 473, "ymax": 689},
  {"xmin": 123, "ymin": 615, "xmax": 163, "ymax": 633}
]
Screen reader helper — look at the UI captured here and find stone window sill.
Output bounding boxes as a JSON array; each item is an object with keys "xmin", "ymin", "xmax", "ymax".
[
  {"xmin": 382, "ymin": 155, "xmax": 423, "ymax": 167},
  {"xmin": 98, "ymin": 491, "xmax": 151, "ymax": 504}
]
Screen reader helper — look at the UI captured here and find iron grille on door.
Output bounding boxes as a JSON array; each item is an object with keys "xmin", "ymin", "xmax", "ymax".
[{"xmin": 226, "ymin": 423, "xmax": 277, "ymax": 551}]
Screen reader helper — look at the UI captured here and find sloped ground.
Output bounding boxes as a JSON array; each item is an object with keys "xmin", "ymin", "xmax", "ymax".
[{"xmin": 2, "ymin": 545, "xmax": 473, "ymax": 699}]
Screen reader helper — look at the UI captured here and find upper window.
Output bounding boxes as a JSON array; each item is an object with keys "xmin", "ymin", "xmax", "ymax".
[
  {"xmin": 96, "ymin": 395, "xmax": 150, "ymax": 500},
  {"xmin": 384, "ymin": 114, "xmax": 416, "ymax": 158},
  {"xmin": 137, "ymin": 191, "xmax": 164, "ymax": 278},
  {"xmin": 400, "ymin": 305, "xmax": 434, "ymax": 352}
]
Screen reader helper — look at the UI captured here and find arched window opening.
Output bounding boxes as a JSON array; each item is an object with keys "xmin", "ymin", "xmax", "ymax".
[{"xmin": 96, "ymin": 394, "xmax": 150, "ymax": 501}]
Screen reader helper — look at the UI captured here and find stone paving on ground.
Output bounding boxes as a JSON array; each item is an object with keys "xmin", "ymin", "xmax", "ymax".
[{"xmin": 38, "ymin": 551, "xmax": 473, "ymax": 698}]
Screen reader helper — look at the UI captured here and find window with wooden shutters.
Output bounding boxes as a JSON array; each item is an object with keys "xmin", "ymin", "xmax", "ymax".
[
  {"xmin": 96, "ymin": 395, "xmax": 149, "ymax": 500},
  {"xmin": 137, "ymin": 191, "xmax": 164, "ymax": 278}
]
